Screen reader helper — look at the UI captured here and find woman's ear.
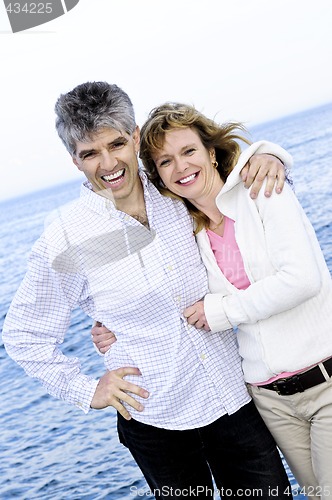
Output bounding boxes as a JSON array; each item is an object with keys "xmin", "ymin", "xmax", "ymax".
[{"xmin": 209, "ymin": 148, "xmax": 216, "ymax": 162}]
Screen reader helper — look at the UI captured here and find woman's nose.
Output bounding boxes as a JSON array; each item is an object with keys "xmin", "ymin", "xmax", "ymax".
[{"xmin": 175, "ymin": 157, "xmax": 188, "ymax": 173}]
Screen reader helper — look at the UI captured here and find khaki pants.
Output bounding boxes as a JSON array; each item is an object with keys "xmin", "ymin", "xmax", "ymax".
[{"xmin": 249, "ymin": 371, "xmax": 332, "ymax": 500}]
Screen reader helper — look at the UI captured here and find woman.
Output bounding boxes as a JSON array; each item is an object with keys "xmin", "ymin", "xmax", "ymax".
[{"xmin": 138, "ymin": 103, "xmax": 332, "ymax": 498}]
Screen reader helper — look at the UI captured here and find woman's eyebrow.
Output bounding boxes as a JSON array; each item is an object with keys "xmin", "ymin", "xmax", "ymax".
[{"xmin": 155, "ymin": 143, "xmax": 197, "ymax": 160}]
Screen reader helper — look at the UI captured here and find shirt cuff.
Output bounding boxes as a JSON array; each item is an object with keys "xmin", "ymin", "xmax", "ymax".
[
  {"xmin": 204, "ymin": 293, "xmax": 232, "ymax": 333},
  {"xmin": 68, "ymin": 374, "xmax": 99, "ymax": 414}
]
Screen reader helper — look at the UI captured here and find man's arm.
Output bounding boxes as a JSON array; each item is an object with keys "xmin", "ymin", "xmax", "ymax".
[
  {"xmin": 242, "ymin": 153, "xmax": 285, "ymax": 199},
  {"xmin": 90, "ymin": 325, "xmax": 149, "ymax": 419},
  {"xmin": 91, "ymin": 368, "xmax": 149, "ymax": 420},
  {"xmin": 241, "ymin": 140, "xmax": 293, "ymax": 199},
  {"xmin": 2, "ymin": 239, "xmax": 148, "ymax": 419}
]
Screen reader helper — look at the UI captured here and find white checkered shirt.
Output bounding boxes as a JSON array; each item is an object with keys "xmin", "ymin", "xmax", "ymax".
[{"xmin": 3, "ymin": 170, "xmax": 250, "ymax": 429}]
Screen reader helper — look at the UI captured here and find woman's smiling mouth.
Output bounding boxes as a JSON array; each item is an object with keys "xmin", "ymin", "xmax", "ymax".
[{"xmin": 177, "ymin": 172, "xmax": 199, "ymax": 185}]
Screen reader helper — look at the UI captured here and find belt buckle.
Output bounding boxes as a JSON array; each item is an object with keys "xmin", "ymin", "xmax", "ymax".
[
  {"xmin": 272, "ymin": 375, "xmax": 304, "ymax": 396},
  {"xmin": 272, "ymin": 378, "xmax": 288, "ymax": 395}
]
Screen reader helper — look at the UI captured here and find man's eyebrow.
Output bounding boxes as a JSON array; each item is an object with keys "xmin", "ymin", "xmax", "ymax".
[
  {"xmin": 78, "ymin": 148, "xmax": 96, "ymax": 159},
  {"xmin": 77, "ymin": 136, "xmax": 129, "ymax": 159}
]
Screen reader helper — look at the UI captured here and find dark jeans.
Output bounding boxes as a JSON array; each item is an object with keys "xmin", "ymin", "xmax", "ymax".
[{"xmin": 117, "ymin": 401, "xmax": 292, "ymax": 499}]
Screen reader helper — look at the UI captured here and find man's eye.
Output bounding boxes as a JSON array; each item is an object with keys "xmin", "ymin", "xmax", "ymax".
[
  {"xmin": 112, "ymin": 140, "xmax": 126, "ymax": 149},
  {"xmin": 82, "ymin": 152, "xmax": 96, "ymax": 160}
]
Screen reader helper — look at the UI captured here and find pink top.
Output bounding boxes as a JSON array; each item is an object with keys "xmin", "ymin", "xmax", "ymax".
[
  {"xmin": 206, "ymin": 216, "xmax": 312, "ymax": 385},
  {"xmin": 206, "ymin": 216, "xmax": 250, "ymax": 290}
]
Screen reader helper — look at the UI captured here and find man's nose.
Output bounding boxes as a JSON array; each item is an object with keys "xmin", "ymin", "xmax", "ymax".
[{"xmin": 101, "ymin": 150, "xmax": 118, "ymax": 170}]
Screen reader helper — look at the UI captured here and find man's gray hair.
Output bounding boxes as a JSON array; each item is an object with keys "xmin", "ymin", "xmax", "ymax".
[{"xmin": 55, "ymin": 81, "xmax": 136, "ymax": 155}]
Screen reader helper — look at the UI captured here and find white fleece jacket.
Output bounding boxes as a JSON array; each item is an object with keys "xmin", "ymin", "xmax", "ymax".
[{"xmin": 198, "ymin": 141, "xmax": 332, "ymax": 383}]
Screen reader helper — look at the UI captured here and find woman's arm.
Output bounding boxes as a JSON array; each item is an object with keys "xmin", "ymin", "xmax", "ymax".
[
  {"xmin": 93, "ymin": 145, "xmax": 292, "ymax": 345},
  {"xmin": 186, "ymin": 183, "xmax": 322, "ymax": 333}
]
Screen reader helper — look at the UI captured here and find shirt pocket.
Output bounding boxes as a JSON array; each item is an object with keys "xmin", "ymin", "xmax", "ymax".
[{"xmin": 86, "ymin": 227, "xmax": 167, "ymax": 314}]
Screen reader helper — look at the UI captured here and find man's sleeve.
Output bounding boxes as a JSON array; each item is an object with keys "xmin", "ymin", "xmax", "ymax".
[{"xmin": 2, "ymin": 237, "xmax": 98, "ymax": 413}]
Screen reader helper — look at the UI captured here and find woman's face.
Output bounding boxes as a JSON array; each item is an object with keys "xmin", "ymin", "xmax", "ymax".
[{"xmin": 151, "ymin": 127, "xmax": 223, "ymax": 204}]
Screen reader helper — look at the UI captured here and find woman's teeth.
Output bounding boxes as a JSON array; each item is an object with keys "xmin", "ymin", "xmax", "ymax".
[{"xmin": 179, "ymin": 173, "xmax": 196, "ymax": 184}]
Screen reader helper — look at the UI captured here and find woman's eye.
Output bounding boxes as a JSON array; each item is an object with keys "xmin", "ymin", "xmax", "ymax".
[
  {"xmin": 185, "ymin": 148, "xmax": 196, "ymax": 155},
  {"xmin": 159, "ymin": 159, "xmax": 170, "ymax": 167}
]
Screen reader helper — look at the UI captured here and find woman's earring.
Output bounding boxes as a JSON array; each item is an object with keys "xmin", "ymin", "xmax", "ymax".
[{"xmin": 212, "ymin": 160, "xmax": 218, "ymax": 169}]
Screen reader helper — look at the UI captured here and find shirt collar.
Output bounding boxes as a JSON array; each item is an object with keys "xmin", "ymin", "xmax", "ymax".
[{"xmin": 79, "ymin": 165, "xmax": 153, "ymax": 216}]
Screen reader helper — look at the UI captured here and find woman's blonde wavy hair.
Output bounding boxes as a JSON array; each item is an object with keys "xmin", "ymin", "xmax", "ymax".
[{"xmin": 139, "ymin": 102, "xmax": 251, "ymax": 233}]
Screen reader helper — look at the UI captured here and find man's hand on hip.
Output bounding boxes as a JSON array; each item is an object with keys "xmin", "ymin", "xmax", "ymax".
[{"xmin": 91, "ymin": 368, "xmax": 149, "ymax": 420}]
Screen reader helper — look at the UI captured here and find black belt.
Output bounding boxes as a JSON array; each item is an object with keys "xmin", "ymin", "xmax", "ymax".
[{"xmin": 260, "ymin": 357, "xmax": 332, "ymax": 396}]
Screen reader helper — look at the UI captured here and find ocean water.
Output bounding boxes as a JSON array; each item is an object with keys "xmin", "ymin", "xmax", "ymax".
[{"xmin": 0, "ymin": 102, "xmax": 331, "ymax": 499}]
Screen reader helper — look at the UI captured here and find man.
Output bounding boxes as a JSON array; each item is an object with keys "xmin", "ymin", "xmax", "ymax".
[{"xmin": 2, "ymin": 82, "xmax": 292, "ymax": 498}]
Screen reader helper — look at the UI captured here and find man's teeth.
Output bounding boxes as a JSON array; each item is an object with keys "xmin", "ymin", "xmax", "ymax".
[
  {"xmin": 179, "ymin": 173, "xmax": 196, "ymax": 184},
  {"xmin": 102, "ymin": 169, "xmax": 125, "ymax": 183}
]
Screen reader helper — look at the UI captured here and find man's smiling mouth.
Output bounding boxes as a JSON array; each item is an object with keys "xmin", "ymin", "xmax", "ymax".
[{"xmin": 101, "ymin": 168, "xmax": 125, "ymax": 185}]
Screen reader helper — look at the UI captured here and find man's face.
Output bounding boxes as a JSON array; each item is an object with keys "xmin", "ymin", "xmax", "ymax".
[{"xmin": 72, "ymin": 126, "xmax": 142, "ymax": 207}]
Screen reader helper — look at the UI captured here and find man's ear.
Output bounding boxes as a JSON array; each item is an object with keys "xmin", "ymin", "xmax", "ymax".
[
  {"xmin": 72, "ymin": 155, "xmax": 82, "ymax": 171},
  {"xmin": 133, "ymin": 125, "xmax": 140, "ymax": 154}
]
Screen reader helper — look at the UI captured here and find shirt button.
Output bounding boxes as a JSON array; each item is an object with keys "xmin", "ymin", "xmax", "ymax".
[
  {"xmin": 167, "ymin": 264, "xmax": 173, "ymax": 271},
  {"xmin": 200, "ymin": 353, "xmax": 206, "ymax": 361}
]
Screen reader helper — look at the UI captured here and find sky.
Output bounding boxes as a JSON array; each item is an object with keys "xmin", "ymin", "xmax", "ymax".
[{"xmin": 0, "ymin": 0, "xmax": 331, "ymax": 201}]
